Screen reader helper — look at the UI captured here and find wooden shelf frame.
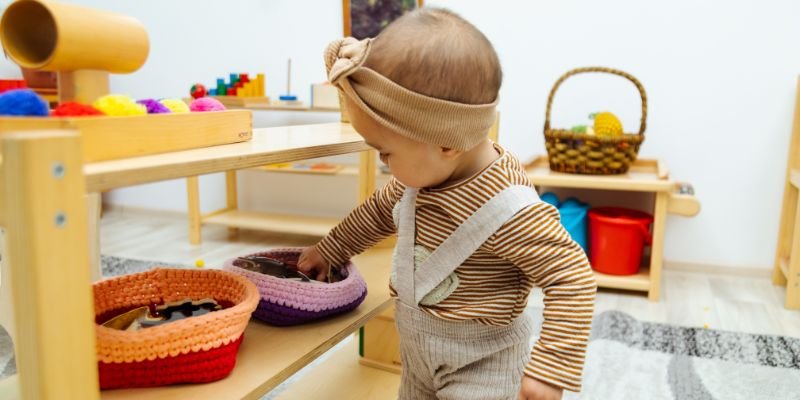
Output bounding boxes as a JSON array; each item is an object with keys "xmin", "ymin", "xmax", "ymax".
[
  {"xmin": 187, "ymin": 143, "xmax": 378, "ymax": 244},
  {"xmin": 772, "ymin": 77, "xmax": 800, "ymax": 310},
  {"xmin": 0, "ymin": 123, "xmax": 391, "ymax": 399},
  {"xmin": 188, "ymin": 113, "xmax": 501, "ymax": 244},
  {"xmin": 526, "ymin": 156, "xmax": 700, "ymax": 301}
]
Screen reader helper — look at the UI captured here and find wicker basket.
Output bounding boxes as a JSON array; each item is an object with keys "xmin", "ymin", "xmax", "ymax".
[
  {"xmin": 224, "ymin": 248, "xmax": 367, "ymax": 326},
  {"xmin": 94, "ymin": 268, "xmax": 259, "ymax": 389},
  {"xmin": 544, "ymin": 67, "xmax": 648, "ymax": 175}
]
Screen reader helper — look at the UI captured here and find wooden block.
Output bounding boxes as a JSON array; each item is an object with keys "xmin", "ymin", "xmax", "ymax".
[
  {"xmin": 311, "ymin": 83, "xmax": 341, "ymax": 110},
  {"xmin": 0, "ymin": 110, "xmax": 252, "ymax": 162},
  {"xmin": 360, "ymin": 304, "xmax": 401, "ymax": 374},
  {"xmin": 256, "ymin": 74, "xmax": 265, "ymax": 97}
]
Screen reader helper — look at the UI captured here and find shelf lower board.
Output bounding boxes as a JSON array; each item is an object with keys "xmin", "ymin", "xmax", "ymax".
[
  {"xmin": 594, "ymin": 266, "xmax": 651, "ymax": 292},
  {"xmin": 273, "ymin": 336, "xmax": 400, "ymax": 400},
  {"xmin": 101, "ymin": 248, "xmax": 393, "ymax": 400},
  {"xmin": 249, "ymin": 164, "xmax": 392, "ymax": 178},
  {"xmin": 203, "ymin": 210, "xmax": 341, "ymax": 237}
]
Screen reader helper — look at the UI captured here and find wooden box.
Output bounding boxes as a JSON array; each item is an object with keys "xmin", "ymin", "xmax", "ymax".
[
  {"xmin": 0, "ymin": 110, "xmax": 252, "ymax": 162},
  {"xmin": 311, "ymin": 83, "xmax": 340, "ymax": 110}
]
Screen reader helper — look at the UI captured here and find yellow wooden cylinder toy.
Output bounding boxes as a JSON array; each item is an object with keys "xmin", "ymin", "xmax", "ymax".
[{"xmin": 0, "ymin": 0, "xmax": 149, "ymax": 73}]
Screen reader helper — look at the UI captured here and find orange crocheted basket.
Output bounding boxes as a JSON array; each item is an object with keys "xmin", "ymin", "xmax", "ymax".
[{"xmin": 93, "ymin": 268, "xmax": 259, "ymax": 389}]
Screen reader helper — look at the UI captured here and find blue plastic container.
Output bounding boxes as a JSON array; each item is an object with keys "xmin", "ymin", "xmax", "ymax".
[{"xmin": 540, "ymin": 193, "xmax": 589, "ymax": 252}]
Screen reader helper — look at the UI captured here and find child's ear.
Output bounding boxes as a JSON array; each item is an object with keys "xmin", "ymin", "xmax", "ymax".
[{"xmin": 440, "ymin": 147, "xmax": 462, "ymax": 160}]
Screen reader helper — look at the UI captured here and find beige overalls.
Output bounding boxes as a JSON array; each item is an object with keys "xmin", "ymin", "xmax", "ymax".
[{"xmin": 392, "ymin": 185, "xmax": 540, "ymax": 400}]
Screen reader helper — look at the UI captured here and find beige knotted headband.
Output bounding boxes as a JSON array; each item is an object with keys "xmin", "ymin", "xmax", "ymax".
[{"xmin": 324, "ymin": 37, "xmax": 498, "ymax": 151}]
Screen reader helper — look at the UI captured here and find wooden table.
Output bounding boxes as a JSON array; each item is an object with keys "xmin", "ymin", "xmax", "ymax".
[{"xmin": 0, "ymin": 123, "xmax": 390, "ymax": 400}]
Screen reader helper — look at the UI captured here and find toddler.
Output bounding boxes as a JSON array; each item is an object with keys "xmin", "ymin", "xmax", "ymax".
[{"xmin": 299, "ymin": 8, "xmax": 596, "ymax": 400}]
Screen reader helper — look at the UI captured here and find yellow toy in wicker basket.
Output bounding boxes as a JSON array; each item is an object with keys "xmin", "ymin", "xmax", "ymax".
[{"xmin": 543, "ymin": 67, "xmax": 648, "ymax": 175}]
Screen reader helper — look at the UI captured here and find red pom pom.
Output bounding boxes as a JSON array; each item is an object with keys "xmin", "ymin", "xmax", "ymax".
[{"xmin": 52, "ymin": 101, "xmax": 105, "ymax": 117}]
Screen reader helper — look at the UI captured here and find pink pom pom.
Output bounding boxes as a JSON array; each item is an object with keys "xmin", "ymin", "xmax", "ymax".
[{"xmin": 189, "ymin": 97, "xmax": 226, "ymax": 112}]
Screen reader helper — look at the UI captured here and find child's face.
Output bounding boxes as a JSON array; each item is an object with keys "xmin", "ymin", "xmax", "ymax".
[{"xmin": 345, "ymin": 96, "xmax": 458, "ymax": 188}]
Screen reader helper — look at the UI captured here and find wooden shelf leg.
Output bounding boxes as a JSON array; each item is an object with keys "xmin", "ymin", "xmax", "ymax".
[
  {"xmin": 648, "ymin": 192, "xmax": 669, "ymax": 301},
  {"xmin": 86, "ymin": 192, "xmax": 102, "ymax": 282},
  {"xmin": 773, "ymin": 185, "xmax": 796, "ymax": 286},
  {"xmin": 225, "ymin": 170, "xmax": 239, "ymax": 238},
  {"xmin": 0, "ymin": 229, "xmax": 15, "ymax": 348},
  {"xmin": 784, "ymin": 201, "xmax": 800, "ymax": 309},
  {"xmin": 2, "ymin": 131, "xmax": 99, "ymax": 400},
  {"xmin": 187, "ymin": 176, "xmax": 201, "ymax": 245},
  {"xmin": 358, "ymin": 150, "xmax": 377, "ymax": 204}
]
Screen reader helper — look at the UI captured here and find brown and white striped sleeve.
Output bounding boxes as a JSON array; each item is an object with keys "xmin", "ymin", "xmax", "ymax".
[
  {"xmin": 315, "ymin": 178, "xmax": 404, "ymax": 267},
  {"xmin": 491, "ymin": 201, "xmax": 597, "ymax": 392}
]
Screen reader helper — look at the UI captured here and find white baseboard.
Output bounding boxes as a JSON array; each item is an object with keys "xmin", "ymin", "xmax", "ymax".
[
  {"xmin": 663, "ymin": 260, "xmax": 772, "ymax": 278},
  {"xmin": 103, "ymin": 203, "xmax": 187, "ymax": 219}
]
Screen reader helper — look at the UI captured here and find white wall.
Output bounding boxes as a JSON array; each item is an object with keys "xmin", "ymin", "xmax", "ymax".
[{"xmin": 3, "ymin": 0, "xmax": 799, "ymax": 270}]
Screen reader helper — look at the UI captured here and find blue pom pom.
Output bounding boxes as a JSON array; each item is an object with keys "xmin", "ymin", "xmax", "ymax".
[{"xmin": 0, "ymin": 89, "xmax": 49, "ymax": 116}]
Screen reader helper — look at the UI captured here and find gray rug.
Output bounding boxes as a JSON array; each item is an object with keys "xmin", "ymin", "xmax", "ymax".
[
  {"xmin": 567, "ymin": 311, "xmax": 800, "ymax": 400},
  {"xmin": 1, "ymin": 256, "xmax": 799, "ymax": 400}
]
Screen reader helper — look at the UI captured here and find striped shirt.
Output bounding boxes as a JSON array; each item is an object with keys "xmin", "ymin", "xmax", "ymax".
[{"xmin": 316, "ymin": 145, "xmax": 596, "ymax": 392}]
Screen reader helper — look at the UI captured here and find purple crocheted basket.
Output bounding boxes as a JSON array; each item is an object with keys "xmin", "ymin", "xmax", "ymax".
[{"xmin": 223, "ymin": 248, "xmax": 367, "ymax": 326}]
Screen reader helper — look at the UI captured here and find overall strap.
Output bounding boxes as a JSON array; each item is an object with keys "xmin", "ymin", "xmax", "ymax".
[
  {"xmin": 412, "ymin": 185, "xmax": 540, "ymax": 306},
  {"xmin": 394, "ymin": 187, "xmax": 419, "ymax": 307}
]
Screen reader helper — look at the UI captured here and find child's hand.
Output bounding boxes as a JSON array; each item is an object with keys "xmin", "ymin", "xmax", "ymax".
[
  {"xmin": 518, "ymin": 376, "xmax": 563, "ymax": 400},
  {"xmin": 297, "ymin": 246, "xmax": 330, "ymax": 281}
]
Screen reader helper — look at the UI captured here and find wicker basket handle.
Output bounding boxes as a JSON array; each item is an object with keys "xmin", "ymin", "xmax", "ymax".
[{"xmin": 544, "ymin": 67, "xmax": 648, "ymax": 136}]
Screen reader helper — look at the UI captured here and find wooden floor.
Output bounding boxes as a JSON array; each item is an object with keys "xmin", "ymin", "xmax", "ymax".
[{"xmin": 99, "ymin": 209, "xmax": 800, "ymax": 399}]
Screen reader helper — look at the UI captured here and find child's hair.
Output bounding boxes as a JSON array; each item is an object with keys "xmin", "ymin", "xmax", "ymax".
[{"xmin": 365, "ymin": 8, "xmax": 501, "ymax": 105}]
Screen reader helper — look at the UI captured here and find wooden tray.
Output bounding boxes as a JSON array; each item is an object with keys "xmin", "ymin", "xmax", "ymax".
[
  {"xmin": 256, "ymin": 162, "xmax": 344, "ymax": 175},
  {"xmin": 0, "ymin": 110, "xmax": 252, "ymax": 162},
  {"xmin": 525, "ymin": 156, "xmax": 673, "ymax": 192},
  {"xmin": 211, "ymin": 96, "xmax": 271, "ymax": 108}
]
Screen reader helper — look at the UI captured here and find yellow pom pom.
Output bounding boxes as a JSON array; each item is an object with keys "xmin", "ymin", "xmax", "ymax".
[
  {"xmin": 593, "ymin": 112, "xmax": 623, "ymax": 137},
  {"xmin": 160, "ymin": 98, "xmax": 190, "ymax": 113},
  {"xmin": 92, "ymin": 94, "xmax": 146, "ymax": 116},
  {"xmin": 195, "ymin": 259, "xmax": 205, "ymax": 268}
]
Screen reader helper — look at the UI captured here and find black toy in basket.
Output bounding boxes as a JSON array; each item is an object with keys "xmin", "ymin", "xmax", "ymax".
[{"xmin": 543, "ymin": 67, "xmax": 648, "ymax": 175}]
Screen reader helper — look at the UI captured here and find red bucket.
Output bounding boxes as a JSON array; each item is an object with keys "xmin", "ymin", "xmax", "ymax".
[{"xmin": 588, "ymin": 207, "xmax": 653, "ymax": 275}]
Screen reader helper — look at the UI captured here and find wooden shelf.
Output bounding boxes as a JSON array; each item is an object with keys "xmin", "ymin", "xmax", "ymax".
[
  {"xmin": 272, "ymin": 335, "xmax": 400, "ymax": 400},
  {"xmin": 101, "ymin": 248, "xmax": 393, "ymax": 400},
  {"xmin": 203, "ymin": 210, "xmax": 341, "ymax": 237},
  {"xmin": 772, "ymin": 78, "xmax": 800, "ymax": 309},
  {"xmin": 84, "ymin": 123, "xmax": 368, "ymax": 192},
  {"xmin": 525, "ymin": 156, "xmax": 674, "ymax": 192},
  {"xmin": 594, "ymin": 266, "xmax": 651, "ymax": 292}
]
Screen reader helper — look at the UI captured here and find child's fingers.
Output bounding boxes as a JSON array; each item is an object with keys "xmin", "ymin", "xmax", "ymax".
[{"xmin": 315, "ymin": 268, "xmax": 328, "ymax": 282}]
